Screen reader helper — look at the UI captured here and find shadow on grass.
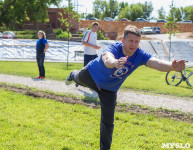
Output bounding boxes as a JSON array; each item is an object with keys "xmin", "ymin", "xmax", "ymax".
[
  {"xmin": 178, "ymin": 85, "xmax": 193, "ymax": 90},
  {"xmin": 78, "ymin": 89, "xmax": 99, "ymax": 103}
]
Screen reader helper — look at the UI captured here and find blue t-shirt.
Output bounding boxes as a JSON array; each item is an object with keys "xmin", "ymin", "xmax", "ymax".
[
  {"xmin": 36, "ymin": 38, "xmax": 48, "ymax": 53},
  {"xmin": 87, "ymin": 43, "xmax": 152, "ymax": 92}
]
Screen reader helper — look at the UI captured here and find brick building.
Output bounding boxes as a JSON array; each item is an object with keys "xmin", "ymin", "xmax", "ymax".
[{"xmin": 20, "ymin": 8, "xmax": 79, "ymax": 33}]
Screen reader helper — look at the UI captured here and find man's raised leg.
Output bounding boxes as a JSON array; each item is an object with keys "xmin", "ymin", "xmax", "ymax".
[{"xmin": 65, "ymin": 67, "xmax": 99, "ymax": 92}]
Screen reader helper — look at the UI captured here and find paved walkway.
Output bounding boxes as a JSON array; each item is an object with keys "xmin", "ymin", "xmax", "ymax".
[{"xmin": 0, "ymin": 74, "xmax": 193, "ymax": 113}]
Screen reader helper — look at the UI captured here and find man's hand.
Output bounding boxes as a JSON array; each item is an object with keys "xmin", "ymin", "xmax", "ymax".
[
  {"xmin": 113, "ymin": 56, "xmax": 128, "ymax": 69},
  {"xmin": 146, "ymin": 57, "xmax": 185, "ymax": 72},
  {"xmin": 172, "ymin": 60, "xmax": 185, "ymax": 72}
]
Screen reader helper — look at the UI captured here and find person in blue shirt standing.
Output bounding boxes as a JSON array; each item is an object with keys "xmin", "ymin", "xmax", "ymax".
[
  {"xmin": 36, "ymin": 30, "xmax": 49, "ymax": 79},
  {"xmin": 65, "ymin": 25, "xmax": 185, "ymax": 150}
]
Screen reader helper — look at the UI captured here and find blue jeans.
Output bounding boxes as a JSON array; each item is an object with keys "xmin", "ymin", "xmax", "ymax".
[
  {"xmin": 36, "ymin": 53, "xmax": 45, "ymax": 77},
  {"xmin": 70, "ymin": 67, "xmax": 117, "ymax": 150},
  {"xmin": 84, "ymin": 54, "xmax": 98, "ymax": 67}
]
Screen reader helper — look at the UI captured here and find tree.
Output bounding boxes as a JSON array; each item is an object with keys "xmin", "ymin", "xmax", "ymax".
[
  {"xmin": 109, "ymin": 0, "xmax": 119, "ymax": 19},
  {"xmin": 0, "ymin": 0, "xmax": 17, "ymax": 27},
  {"xmin": 118, "ymin": 6, "xmax": 130, "ymax": 20},
  {"xmin": 129, "ymin": 4, "xmax": 143, "ymax": 21},
  {"xmin": 174, "ymin": 7, "xmax": 182, "ymax": 21},
  {"xmin": 93, "ymin": 0, "xmax": 108, "ymax": 19},
  {"xmin": 141, "ymin": 1, "xmax": 153, "ymax": 19},
  {"xmin": 158, "ymin": 6, "xmax": 166, "ymax": 19},
  {"xmin": 183, "ymin": 6, "xmax": 193, "ymax": 21},
  {"xmin": 86, "ymin": 13, "xmax": 94, "ymax": 20},
  {"xmin": 0, "ymin": 0, "xmax": 61, "ymax": 30},
  {"xmin": 119, "ymin": 1, "xmax": 128, "ymax": 13},
  {"xmin": 27, "ymin": 0, "xmax": 61, "ymax": 30},
  {"xmin": 118, "ymin": 4, "xmax": 143, "ymax": 21},
  {"xmin": 93, "ymin": 0, "xmax": 119, "ymax": 20},
  {"xmin": 93, "ymin": 0, "xmax": 101, "ymax": 19},
  {"xmin": 165, "ymin": 0, "xmax": 179, "ymax": 61},
  {"xmin": 58, "ymin": 0, "xmax": 79, "ymax": 68},
  {"xmin": 180, "ymin": 7, "xmax": 186, "ymax": 20}
]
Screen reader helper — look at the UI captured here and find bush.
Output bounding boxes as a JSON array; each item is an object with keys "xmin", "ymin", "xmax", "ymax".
[
  {"xmin": 79, "ymin": 33, "xmax": 84, "ymax": 37},
  {"xmin": 53, "ymin": 28, "xmax": 72, "ymax": 39},
  {"xmin": 0, "ymin": 26, "xmax": 8, "ymax": 32},
  {"xmin": 97, "ymin": 29, "xmax": 108, "ymax": 40},
  {"xmin": 53, "ymin": 28, "xmax": 63, "ymax": 35},
  {"xmin": 57, "ymin": 31, "xmax": 72, "ymax": 39}
]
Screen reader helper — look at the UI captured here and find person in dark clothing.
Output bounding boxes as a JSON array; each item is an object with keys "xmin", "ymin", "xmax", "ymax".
[
  {"xmin": 36, "ymin": 30, "xmax": 49, "ymax": 79},
  {"xmin": 65, "ymin": 25, "xmax": 185, "ymax": 150}
]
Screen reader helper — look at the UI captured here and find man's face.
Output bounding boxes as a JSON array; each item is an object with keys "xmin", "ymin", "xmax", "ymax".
[
  {"xmin": 92, "ymin": 25, "xmax": 99, "ymax": 32},
  {"xmin": 121, "ymin": 34, "xmax": 140, "ymax": 56}
]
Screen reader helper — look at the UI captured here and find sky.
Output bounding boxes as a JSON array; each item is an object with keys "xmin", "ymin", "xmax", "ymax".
[{"xmin": 59, "ymin": 0, "xmax": 193, "ymax": 18}]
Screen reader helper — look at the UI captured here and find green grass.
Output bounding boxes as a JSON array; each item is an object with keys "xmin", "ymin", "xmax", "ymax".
[
  {"xmin": 0, "ymin": 61, "xmax": 83, "ymax": 81},
  {"xmin": 0, "ymin": 61, "xmax": 193, "ymax": 97},
  {"xmin": 0, "ymin": 89, "xmax": 193, "ymax": 149}
]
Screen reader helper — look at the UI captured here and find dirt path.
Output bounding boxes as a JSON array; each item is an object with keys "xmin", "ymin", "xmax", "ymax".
[{"xmin": 0, "ymin": 74, "xmax": 193, "ymax": 114}]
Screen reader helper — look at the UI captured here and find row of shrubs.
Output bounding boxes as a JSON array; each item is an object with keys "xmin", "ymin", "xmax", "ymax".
[
  {"xmin": 15, "ymin": 30, "xmax": 37, "ymax": 39},
  {"xmin": 0, "ymin": 26, "xmax": 108, "ymax": 40}
]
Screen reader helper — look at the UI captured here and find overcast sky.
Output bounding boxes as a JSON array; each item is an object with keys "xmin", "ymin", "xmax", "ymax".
[{"xmin": 59, "ymin": 0, "xmax": 193, "ymax": 18}]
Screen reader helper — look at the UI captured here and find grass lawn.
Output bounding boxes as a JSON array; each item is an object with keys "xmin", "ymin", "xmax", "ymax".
[
  {"xmin": 0, "ymin": 61, "xmax": 193, "ymax": 97},
  {"xmin": 0, "ymin": 88, "xmax": 193, "ymax": 149}
]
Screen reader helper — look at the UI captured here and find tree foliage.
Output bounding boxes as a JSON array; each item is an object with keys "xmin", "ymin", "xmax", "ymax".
[
  {"xmin": 119, "ymin": 2, "xmax": 128, "ymax": 13},
  {"xmin": 173, "ymin": 7, "xmax": 182, "ymax": 21},
  {"xmin": 0, "ymin": 0, "xmax": 61, "ymax": 29},
  {"xmin": 167, "ymin": 6, "xmax": 182, "ymax": 22},
  {"xmin": 58, "ymin": 0, "xmax": 79, "ymax": 68},
  {"xmin": 140, "ymin": 1, "xmax": 153, "ymax": 19},
  {"xmin": 118, "ymin": 3, "xmax": 144, "ymax": 21},
  {"xmin": 158, "ymin": 7, "xmax": 166, "ymax": 19},
  {"xmin": 165, "ymin": 0, "xmax": 179, "ymax": 61},
  {"xmin": 93, "ymin": 0, "xmax": 120, "ymax": 20},
  {"xmin": 183, "ymin": 5, "xmax": 193, "ymax": 21},
  {"xmin": 85, "ymin": 13, "xmax": 94, "ymax": 20}
]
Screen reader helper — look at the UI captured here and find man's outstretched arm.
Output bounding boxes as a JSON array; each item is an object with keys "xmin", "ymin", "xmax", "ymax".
[
  {"xmin": 146, "ymin": 57, "xmax": 185, "ymax": 72},
  {"xmin": 102, "ymin": 52, "xmax": 128, "ymax": 69}
]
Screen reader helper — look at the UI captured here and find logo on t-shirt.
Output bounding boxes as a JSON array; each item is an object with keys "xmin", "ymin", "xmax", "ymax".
[{"xmin": 113, "ymin": 66, "xmax": 129, "ymax": 78}]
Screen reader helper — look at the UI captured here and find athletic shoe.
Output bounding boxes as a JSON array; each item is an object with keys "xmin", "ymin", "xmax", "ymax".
[
  {"xmin": 65, "ymin": 74, "xmax": 73, "ymax": 85},
  {"xmin": 36, "ymin": 76, "xmax": 40, "ymax": 79},
  {"xmin": 40, "ymin": 76, "xmax": 45, "ymax": 79}
]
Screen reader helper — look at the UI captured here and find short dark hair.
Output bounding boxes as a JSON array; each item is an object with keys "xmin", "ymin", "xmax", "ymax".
[
  {"xmin": 124, "ymin": 25, "xmax": 141, "ymax": 39},
  {"xmin": 92, "ymin": 22, "xmax": 99, "ymax": 27}
]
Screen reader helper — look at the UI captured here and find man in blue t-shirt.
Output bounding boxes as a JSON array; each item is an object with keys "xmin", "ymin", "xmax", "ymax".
[{"xmin": 65, "ymin": 25, "xmax": 185, "ymax": 150}]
